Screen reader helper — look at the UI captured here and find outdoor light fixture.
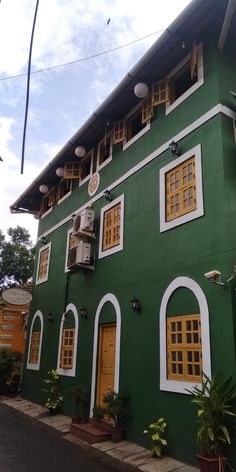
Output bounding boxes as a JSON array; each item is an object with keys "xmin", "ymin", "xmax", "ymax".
[
  {"xmin": 79, "ymin": 306, "xmax": 88, "ymax": 319},
  {"xmin": 134, "ymin": 82, "xmax": 149, "ymax": 98},
  {"xmin": 75, "ymin": 146, "xmax": 86, "ymax": 158},
  {"xmin": 39, "ymin": 184, "xmax": 49, "ymax": 194},
  {"xmin": 40, "ymin": 236, "xmax": 47, "ymax": 245},
  {"xmin": 104, "ymin": 189, "xmax": 112, "ymax": 201},
  {"xmin": 46, "ymin": 312, "xmax": 54, "ymax": 322},
  {"xmin": 130, "ymin": 296, "xmax": 141, "ymax": 312},
  {"xmin": 56, "ymin": 167, "xmax": 64, "ymax": 177},
  {"xmin": 168, "ymin": 140, "xmax": 180, "ymax": 157}
]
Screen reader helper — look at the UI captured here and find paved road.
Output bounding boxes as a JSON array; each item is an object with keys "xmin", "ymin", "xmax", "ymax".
[{"xmin": 0, "ymin": 404, "xmax": 130, "ymax": 472}]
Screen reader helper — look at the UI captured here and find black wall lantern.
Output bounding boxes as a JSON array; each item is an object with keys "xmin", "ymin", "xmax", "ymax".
[
  {"xmin": 130, "ymin": 296, "xmax": 141, "ymax": 313},
  {"xmin": 46, "ymin": 312, "xmax": 54, "ymax": 322},
  {"xmin": 79, "ymin": 306, "xmax": 88, "ymax": 319},
  {"xmin": 168, "ymin": 140, "xmax": 180, "ymax": 157},
  {"xmin": 104, "ymin": 189, "xmax": 112, "ymax": 202}
]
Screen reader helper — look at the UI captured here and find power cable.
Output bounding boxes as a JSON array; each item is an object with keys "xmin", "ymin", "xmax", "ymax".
[
  {"xmin": 21, "ymin": 0, "xmax": 40, "ymax": 175},
  {"xmin": 0, "ymin": 28, "xmax": 164, "ymax": 83}
]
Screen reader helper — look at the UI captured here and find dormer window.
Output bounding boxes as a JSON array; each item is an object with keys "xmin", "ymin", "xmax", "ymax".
[
  {"xmin": 79, "ymin": 150, "xmax": 93, "ymax": 186},
  {"xmin": 170, "ymin": 60, "xmax": 197, "ymax": 104},
  {"xmin": 97, "ymin": 134, "xmax": 112, "ymax": 170}
]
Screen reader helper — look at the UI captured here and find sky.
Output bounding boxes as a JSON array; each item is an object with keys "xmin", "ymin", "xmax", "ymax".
[{"xmin": 0, "ymin": 0, "xmax": 192, "ymax": 244}]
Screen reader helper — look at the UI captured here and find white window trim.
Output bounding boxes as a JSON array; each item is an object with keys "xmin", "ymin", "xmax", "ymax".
[
  {"xmin": 35, "ymin": 242, "xmax": 51, "ymax": 285},
  {"xmin": 98, "ymin": 194, "xmax": 124, "ymax": 259},
  {"xmin": 123, "ymin": 102, "xmax": 150, "ymax": 151},
  {"xmin": 57, "ymin": 303, "xmax": 79, "ymax": 377},
  {"xmin": 26, "ymin": 310, "xmax": 44, "ymax": 371},
  {"xmin": 40, "ymin": 207, "xmax": 52, "ymax": 219},
  {"xmin": 57, "ymin": 180, "xmax": 72, "ymax": 205},
  {"xmin": 166, "ymin": 43, "xmax": 204, "ymax": 115},
  {"xmin": 160, "ymin": 276, "xmax": 211, "ymax": 394},
  {"xmin": 90, "ymin": 293, "xmax": 121, "ymax": 417},
  {"xmin": 96, "ymin": 134, "xmax": 112, "ymax": 172},
  {"xmin": 160, "ymin": 144, "xmax": 204, "ymax": 232},
  {"xmin": 79, "ymin": 149, "xmax": 94, "ymax": 187}
]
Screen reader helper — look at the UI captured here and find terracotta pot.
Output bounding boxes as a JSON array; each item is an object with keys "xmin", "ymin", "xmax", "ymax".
[{"xmin": 197, "ymin": 454, "xmax": 227, "ymax": 472}]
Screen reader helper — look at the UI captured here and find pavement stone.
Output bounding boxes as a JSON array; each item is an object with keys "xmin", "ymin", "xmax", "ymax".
[{"xmin": 0, "ymin": 396, "xmax": 199, "ymax": 472}]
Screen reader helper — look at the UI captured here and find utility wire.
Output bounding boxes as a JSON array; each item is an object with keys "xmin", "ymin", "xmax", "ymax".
[
  {"xmin": 1, "ymin": 28, "xmax": 164, "ymax": 83},
  {"xmin": 21, "ymin": 0, "xmax": 40, "ymax": 175}
]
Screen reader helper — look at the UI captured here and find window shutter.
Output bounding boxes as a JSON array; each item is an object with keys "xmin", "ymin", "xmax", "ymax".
[
  {"xmin": 48, "ymin": 187, "xmax": 56, "ymax": 207},
  {"xmin": 142, "ymin": 93, "xmax": 153, "ymax": 123},
  {"xmin": 112, "ymin": 120, "xmax": 125, "ymax": 144},
  {"xmin": 152, "ymin": 79, "xmax": 169, "ymax": 106},
  {"xmin": 64, "ymin": 162, "xmax": 81, "ymax": 179},
  {"xmin": 191, "ymin": 41, "xmax": 198, "ymax": 80}
]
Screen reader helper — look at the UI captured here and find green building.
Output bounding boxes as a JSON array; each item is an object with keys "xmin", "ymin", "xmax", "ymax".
[{"xmin": 11, "ymin": 0, "xmax": 236, "ymax": 465}]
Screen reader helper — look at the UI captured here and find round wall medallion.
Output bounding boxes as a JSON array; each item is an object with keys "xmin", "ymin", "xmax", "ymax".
[
  {"xmin": 1, "ymin": 288, "xmax": 32, "ymax": 305},
  {"xmin": 88, "ymin": 172, "xmax": 100, "ymax": 196}
]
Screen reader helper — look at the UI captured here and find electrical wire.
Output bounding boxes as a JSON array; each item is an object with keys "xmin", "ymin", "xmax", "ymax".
[
  {"xmin": 0, "ymin": 28, "xmax": 164, "ymax": 83},
  {"xmin": 21, "ymin": 0, "xmax": 40, "ymax": 175}
]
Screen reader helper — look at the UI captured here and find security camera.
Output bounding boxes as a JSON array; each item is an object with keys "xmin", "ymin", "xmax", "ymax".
[{"xmin": 204, "ymin": 270, "xmax": 221, "ymax": 282}]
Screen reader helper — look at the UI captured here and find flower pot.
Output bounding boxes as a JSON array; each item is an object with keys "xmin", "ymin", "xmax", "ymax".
[
  {"xmin": 197, "ymin": 454, "xmax": 227, "ymax": 472},
  {"xmin": 111, "ymin": 427, "xmax": 123, "ymax": 442}
]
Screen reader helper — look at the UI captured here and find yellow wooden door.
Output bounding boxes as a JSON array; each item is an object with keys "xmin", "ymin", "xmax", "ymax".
[{"xmin": 96, "ymin": 324, "xmax": 116, "ymax": 407}]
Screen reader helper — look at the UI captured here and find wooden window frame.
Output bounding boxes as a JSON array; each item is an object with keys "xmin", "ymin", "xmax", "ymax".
[
  {"xmin": 166, "ymin": 42, "xmax": 204, "ymax": 115},
  {"xmin": 28, "ymin": 331, "xmax": 41, "ymax": 365},
  {"xmin": 99, "ymin": 195, "xmax": 124, "ymax": 259},
  {"xmin": 64, "ymin": 162, "xmax": 81, "ymax": 180},
  {"xmin": 166, "ymin": 156, "xmax": 196, "ymax": 221},
  {"xmin": 27, "ymin": 311, "xmax": 43, "ymax": 371},
  {"xmin": 167, "ymin": 314, "xmax": 202, "ymax": 382},
  {"xmin": 60, "ymin": 328, "xmax": 75, "ymax": 369},
  {"xmin": 56, "ymin": 178, "xmax": 72, "ymax": 203},
  {"xmin": 160, "ymin": 145, "xmax": 204, "ymax": 232},
  {"xmin": 79, "ymin": 150, "xmax": 93, "ymax": 186},
  {"xmin": 102, "ymin": 202, "xmax": 121, "ymax": 252},
  {"xmin": 36, "ymin": 242, "xmax": 51, "ymax": 285},
  {"xmin": 97, "ymin": 133, "xmax": 112, "ymax": 171},
  {"xmin": 152, "ymin": 79, "xmax": 169, "ymax": 106},
  {"xmin": 57, "ymin": 304, "xmax": 79, "ymax": 377},
  {"xmin": 142, "ymin": 93, "xmax": 153, "ymax": 124},
  {"xmin": 113, "ymin": 120, "xmax": 125, "ymax": 144}
]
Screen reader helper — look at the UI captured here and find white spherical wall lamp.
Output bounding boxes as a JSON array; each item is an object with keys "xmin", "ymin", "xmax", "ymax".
[
  {"xmin": 56, "ymin": 167, "xmax": 64, "ymax": 177},
  {"xmin": 75, "ymin": 146, "xmax": 86, "ymax": 158},
  {"xmin": 134, "ymin": 82, "xmax": 149, "ymax": 98},
  {"xmin": 39, "ymin": 184, "xmax": 49, "ymax": 194}
]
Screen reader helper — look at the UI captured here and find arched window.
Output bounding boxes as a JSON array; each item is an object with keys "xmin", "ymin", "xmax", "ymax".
[
  {"xmin": 27, "ymin": 310, "xmax": 43, "ymax": 371},
  {"xmin": 160, "ymin": 277, "xmax": 211, "ymax": 394},
  {"xmin": 57, "ymin": 303, "xmax": 79, "ymax": 377}
]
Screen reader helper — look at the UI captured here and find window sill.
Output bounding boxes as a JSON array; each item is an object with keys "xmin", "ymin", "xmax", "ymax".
[{"xmin": 123, "ymin": 122, "xmax": 150, "ymax": 151}]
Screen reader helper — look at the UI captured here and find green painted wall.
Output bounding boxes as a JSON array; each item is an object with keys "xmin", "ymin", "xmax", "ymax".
[{"xmin": 22, "ymin": 33, "xmax": 236, "ymax": 466}]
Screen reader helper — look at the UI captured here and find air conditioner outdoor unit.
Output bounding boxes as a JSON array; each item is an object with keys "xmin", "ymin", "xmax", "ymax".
[
  {"xmin": 67, "ymin": 241, "xmax": 91, "ymax": 269},
  {"xmin": 72, "ymin": 209, "xmax": 94, "ymax": 235}
]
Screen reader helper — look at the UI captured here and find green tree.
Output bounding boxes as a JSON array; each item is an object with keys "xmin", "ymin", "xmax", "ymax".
[{"xmin": 0, "ymin": 226, "xmax": 35, "ymax": 288}]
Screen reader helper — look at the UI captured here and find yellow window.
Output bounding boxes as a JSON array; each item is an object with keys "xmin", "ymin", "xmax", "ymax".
[
  {"xmin": 113, "ymin": 120, "xmax": 126, "ymax": 144},
  {"xmin": 64, "ymin": 162, "xmax": 81, "ymax": 179},
  {"xmin": 167, "ymin": 315, "xmax": 202, "ymax": 382},
  {"xmin": 142, "ymin": 93, "xmax": 153, "ymax": 124},
  {"xmin": 60, "ymin": 328, "xmax": 75, "ymax": 369},
  {"xmin": 38, "ymin": 247, "xmax": 50, "ymax": 281},
  {"xmin": 29, "ymin": 331, "xmax": 40, "ymax": 364},
  {"xmin": 102, "ymin": 202, "xmax": 121, "ymax": 251},
  {"xmin": 69, "ymin": 232, "xmax": 78, "ymax": 249},
  {"xmin": 166, "ymin": 157, "xmax": 196, "ymax": 221},
  {"xmin": 152, "ymin": 79, "xmax": 169, "ymax": 106}
]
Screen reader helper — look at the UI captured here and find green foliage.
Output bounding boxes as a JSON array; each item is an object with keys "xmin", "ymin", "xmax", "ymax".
[
  {"xmin": 103, "ymin": 390, "xmax": 129, "ymax": 428},
  {"xmin": 0, "ymin": 350, "xmax": 22, "ymax": 394},
  {"xmin": 42, "ymin": 369, "xmax": 63, "ymax": 412},
  {"xmin": 143, "ymin": 418, "xmax": 167, "ymax": 457},
  {"xmin": 189, "ymin": 374, "xmax": 236, "ymax": 458},
  {"xmin": 0, "ymin": 226, "xmax": 34, "ymax": 288}
]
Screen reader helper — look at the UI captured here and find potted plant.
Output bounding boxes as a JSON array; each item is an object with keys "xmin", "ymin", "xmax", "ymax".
[
  {"xmin": 189, "ymin": 373, "xmax": 236, "ymax": 472},
  {"xmin": 143, "ymin": 417, "xmax": 167, "ymax": 457},
  {"xmin": 69, "ymin": 384, "xmax": 89, "ymax": 423},
  {"xmin": 102, "ymin": 390, "xmax": 129, "ymax": 441},
  {"xmin": 42, "ymin": 369, "xmax": 63, "ymax": 414}
]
